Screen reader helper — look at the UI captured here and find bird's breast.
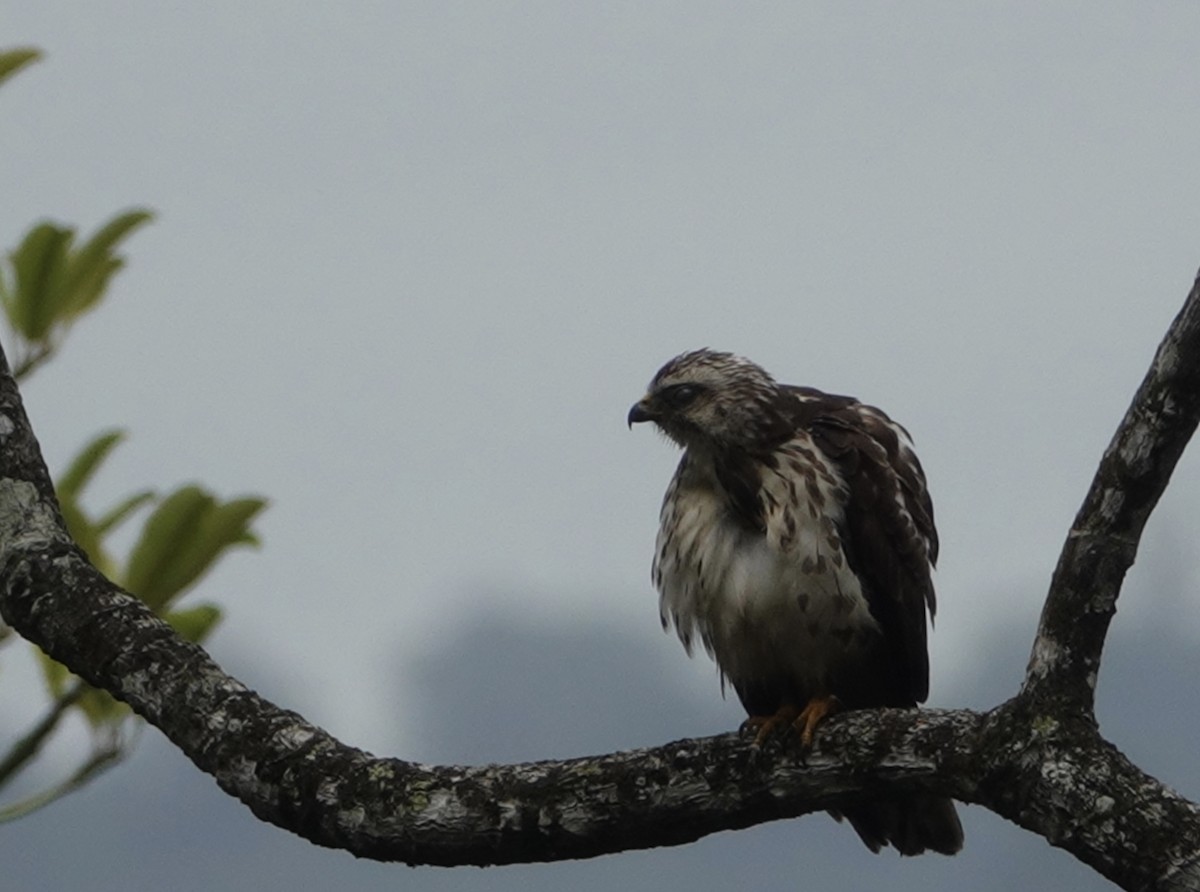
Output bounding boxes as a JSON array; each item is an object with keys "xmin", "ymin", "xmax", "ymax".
[{"xmin": 654, "ymin": 450, "xmax": 879, "ymax": 693}]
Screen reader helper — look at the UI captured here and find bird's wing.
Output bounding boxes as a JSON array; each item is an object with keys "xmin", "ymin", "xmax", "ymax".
[{"xmin": 786, "ymin": 386, "xmax": 937, "ymax": 703}]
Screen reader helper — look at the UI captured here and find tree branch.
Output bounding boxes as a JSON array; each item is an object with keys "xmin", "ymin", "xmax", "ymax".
[
  {"xmin": 0, "ymin": 473, "xmax": 976, "ymax": 863},
  {"xmin": 3, "ymin": 270, "xmax": 1200, "ymax": 889},
  {"xmin": 1022, "ymin": 270, "xmax": 1200, "ymax": 715}
]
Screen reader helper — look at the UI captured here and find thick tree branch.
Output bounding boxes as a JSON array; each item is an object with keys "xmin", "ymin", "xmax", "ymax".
[
  {"xmin": 3, "ymin": 271, "xmax": 1200, "ymax": 889},
  {"xmin": 1023, "ymin": 270, "xmax": 1200, "ymax": 715},
  {"xmin": 2, "ymin": 523, "xmax": 1198, "ymax": 889}
]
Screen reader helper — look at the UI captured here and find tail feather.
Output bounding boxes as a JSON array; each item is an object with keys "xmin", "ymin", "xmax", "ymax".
[{"xmin": 832, "ymin": 796, "xmax": 963, "ymax": 856}]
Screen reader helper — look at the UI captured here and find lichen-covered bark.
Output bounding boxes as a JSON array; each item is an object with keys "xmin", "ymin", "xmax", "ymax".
[
  {"xmin": 1023, "ymin": 270, "xmax": 1200, "ymax": 716},
  {"xmin": 3, "ymin": 271, "xmax": 1200, "ymax": 889},
  {"xmin": 975, "ymin": 701, "xmax": 1200, "ymax": 891}
]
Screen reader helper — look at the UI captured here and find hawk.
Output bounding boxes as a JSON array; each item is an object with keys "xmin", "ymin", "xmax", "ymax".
[{"xmin": 628, "ymin": 349, "xmax": 962, "ymax": 856}]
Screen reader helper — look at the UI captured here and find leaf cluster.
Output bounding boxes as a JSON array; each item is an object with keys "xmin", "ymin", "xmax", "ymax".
[
  {"xmin": 45, "ymin": 430, "xmax": 266, "ymax": 727},
  {"xmin": 0, "ymin": 45, "xmax": 268, "ymax": 820}
]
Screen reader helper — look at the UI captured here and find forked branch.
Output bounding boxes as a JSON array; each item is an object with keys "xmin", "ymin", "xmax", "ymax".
[{"xmin": 3, "ymin": 271, "xmax": 1200, "ymax": 889}]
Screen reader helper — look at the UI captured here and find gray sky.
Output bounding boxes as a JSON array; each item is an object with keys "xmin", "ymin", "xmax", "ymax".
[{"xmin": 3, "ymin": 4, "xmax": 1200, "ymax": 890}]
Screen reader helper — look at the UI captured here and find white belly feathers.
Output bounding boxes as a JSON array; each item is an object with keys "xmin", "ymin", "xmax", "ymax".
[{"xmin": 653, "ymin": 444, "xmax": 879, "ymax": 694}]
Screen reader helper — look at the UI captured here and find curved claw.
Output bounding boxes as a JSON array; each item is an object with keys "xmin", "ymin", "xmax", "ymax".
[
  {"xmin": 793, "ymin": 695, "xmax": 840, "ymax": 748},
  {"xmin": 741, "ymin": 704, "xmax": 800, "ymax": 747}
]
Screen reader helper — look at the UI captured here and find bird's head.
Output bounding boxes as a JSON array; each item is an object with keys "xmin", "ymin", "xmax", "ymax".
[{"xmin": 628, "ymin": 349, "xmax": 786, "ymax": 451}]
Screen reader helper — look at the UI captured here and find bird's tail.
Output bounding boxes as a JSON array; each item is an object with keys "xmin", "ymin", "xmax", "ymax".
[{"xmin": 832, "ymin": 796, "xmax": 963, "ymax": 856}]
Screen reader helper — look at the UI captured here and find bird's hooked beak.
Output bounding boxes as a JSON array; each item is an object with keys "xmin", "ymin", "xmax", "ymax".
[{"xmin": 627, "ymin": 397, "xmax": 656, "ymax": 429}]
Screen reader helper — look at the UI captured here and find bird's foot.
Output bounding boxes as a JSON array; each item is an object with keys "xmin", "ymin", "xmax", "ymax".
[
  {"xmin": 793, "ymin": 695, "xmax": 841, "ymax": 748},
  {"xmin": 741, "ymin": 704, "xmax": 800, "ymax": 747}
]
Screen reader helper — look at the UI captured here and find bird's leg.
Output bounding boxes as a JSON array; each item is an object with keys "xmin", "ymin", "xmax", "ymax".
[
  {"xmin": 793, "ymin": 695, "xmax": 841, "ymax": 747},
  {"xmin": 741, "ymin": 704, "xmax": 800, "ymax": 747}
]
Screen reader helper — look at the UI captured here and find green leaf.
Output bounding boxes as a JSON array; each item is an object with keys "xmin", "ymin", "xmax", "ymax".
[
  {"xmin": 75, "ymin": 687, "xmax": 128, "ymax": 727},
  {"xmin": 58, "ymin": 496, "xmax": 110, "ymax": 573},
  {"xmin": 204, "ymin": 497, "xmax": 268, "ymax": 551},
  {"xmin": 55, "ymin": 430, "xmax": 138, "ymax": 573},
  {"xmin": 123, "ymin": 486, "xmax": 213, "ymax": 608},
  {"xmin": 35, "ymin": 654, "xmax": 127, "ymax": 727},
  {"xmin": 58, "ymin": 209, "xmax": 153, "ymax": 321},
  {"xmin": 1, "ymin": 210, "xmax": 153, "ymax": 345},
  {"xmin": 94, "ymin": 489, "xmax": 156, "ymax": 538},
  {"xmin": 0, "ymin": 47, "xmax": 42, "ymax": 89},
  {"xmin": 56, "ymin": 429, "xmax": 127, "ymax": 504},
  {"xmin": 35, "ymin": 649, "xmax": 70, "ymax": 700},
  {"xmin": 6, "ymin": 222, "xmax": 74, "ymax": 340},
  {"xmin": 165, "ymin": 603, "xmax": 222, "ymax": 643},
  {"xmin": 123, "ymin": 486, "xmax": 266, "ymax": 610}
]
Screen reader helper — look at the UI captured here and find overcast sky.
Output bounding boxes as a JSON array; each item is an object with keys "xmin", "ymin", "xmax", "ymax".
[{"xmin": 3, "ymin": 4, "xmax": 1200, "ymax": 890}]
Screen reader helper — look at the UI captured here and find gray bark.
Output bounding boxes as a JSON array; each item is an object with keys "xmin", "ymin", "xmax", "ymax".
[{"xmin": 2, "ymin": 271, "xmax": 1200, "ymax": 890}]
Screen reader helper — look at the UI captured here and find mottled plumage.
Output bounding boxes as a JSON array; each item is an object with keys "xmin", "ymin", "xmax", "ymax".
[{"xmin": 629, "ymin": 349, "xmax": 962, "ymax": 856}]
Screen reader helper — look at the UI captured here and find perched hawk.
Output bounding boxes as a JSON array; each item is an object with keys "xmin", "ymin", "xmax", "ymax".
[{"xmin": 629, "ymin": 349, "xmax": 962, "ymax": 856}]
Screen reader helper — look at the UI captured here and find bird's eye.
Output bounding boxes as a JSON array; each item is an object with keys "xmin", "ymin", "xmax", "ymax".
[{"xmin": 661, "ymin": 383, "xmax": 703, "ymax": 409}]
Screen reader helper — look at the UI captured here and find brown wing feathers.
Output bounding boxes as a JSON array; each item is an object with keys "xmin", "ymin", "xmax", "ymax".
[{"xmin": 790, "ymin": 389, "xmax": 936, "ymax": 705}]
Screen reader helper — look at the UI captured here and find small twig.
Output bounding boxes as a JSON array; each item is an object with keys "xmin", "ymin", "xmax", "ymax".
[
  {"xmin": 0, "ymin": 680, "xmax": 86, "ymax": 788},
  {"xmin": 0, "ymin": 737, "xmax": 131, "ymax": 823},
  {"xmin": 11, "ymin": 342, "xmax": 55, "ymax": 383}
]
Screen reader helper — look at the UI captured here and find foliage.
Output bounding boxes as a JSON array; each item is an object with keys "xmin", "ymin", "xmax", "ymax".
[
  {"xmin": 0, "ymin": 210, "xmax": 153, "ymax": 377},
  {"xmin": 0, "ymin": 45, "xmax": 266, "ymax": 822},
  {"xmin": 0, "ymin": 47, "xmax": 41, "ymax": 88}
]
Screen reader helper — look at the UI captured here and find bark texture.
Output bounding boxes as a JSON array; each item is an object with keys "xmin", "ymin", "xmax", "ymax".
[{"xmin": 2, "ymin": 271, "xmax": 1200, "ymax": 890}]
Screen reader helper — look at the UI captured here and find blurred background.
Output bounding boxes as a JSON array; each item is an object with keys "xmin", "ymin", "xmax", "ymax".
[{"xmin": 2, "ymin": 4, "xmax": 1199, "ymax": 889}]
